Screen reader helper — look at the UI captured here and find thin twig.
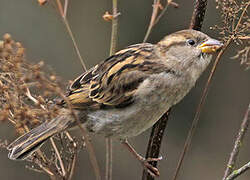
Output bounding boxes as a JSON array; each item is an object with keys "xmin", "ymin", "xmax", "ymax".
[
  {"xmin": 50, "ymin": 138, "xmax": 67, "ymax": 177},
  {"xmin": 23, "ymin": 124, "xmax": 56, "ymax": 178},
  {"xmin": 106, "ymin": 1, "xmax": 119, "ymax": 180},
  {"xmin": 52, "ymin": 1, "xmax": 101, "ymax": 179},
  {"xmin": 33, "ymin": 158, "xmax": 55, "ymax": 176},
  {"xmin": 143, "ymin": 0, "xmax": 161, "ymax": 43},
  {"xmin": 172, "ymin": 3, "xmax": 249, "ymax": 180},
  {"xmin": 106, "ymin": 138, "xmax": 113, "ymax": 180},
  {"xmin": 55, "ymin": 89, "xmax": 102, "ymax": 180},
  {"xmin": 109, "ymin": 0, "xmax": 118, "ymax": 56},
  {"xmin": 223, "ymin": 104, "xmax": 250, "ymax": 180},
  {"xmin": 143, "ymin": 0, "xmax": 178, "ymax": 43},
  {"xmin": 141, "ymin": 1, "xmax": 178, "ymax": 179},
  {"xmin": 25, "ymin": 86, "xmax": 45, "ymax": 110},
  {"xmin": 142, "ymin": 111, "xmax": 170, "ymax": 180},
  {"xmin": 63, "ymin": 0, "xmax": 69, "ymax": 18},
  {"xmin": 65, "ymin": 132, "xmax": 77, "ymax": 180},
  {"xmin": 154, "ymin": 1, "xmax": 178, "ymax": 25},
  {"xmin": 55, "ymin": 0, "xmax": 87, "ymax": 71},
  {"xmin": 226, "ymin": 161, "xmax": 250, "ymax": 180},
  {"xmin": 68, "ymin": 151, "xmax": 77, "ymax": 180},
  {"xmin": 142, "ymin": 0, "xmax": 207, "ymax": 179},
  {"xmin": 172, "ymin": 37, "xmax": 233, "ymax": 180},
  {"xmin": 23, "ymin": 85, "xmax": 67, "ymax": 178}
]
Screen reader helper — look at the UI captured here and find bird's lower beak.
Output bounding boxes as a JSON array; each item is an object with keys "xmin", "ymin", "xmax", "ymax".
[{"xmin": 198, "ymin": 39, "xmax": 223, "ymax": 53}]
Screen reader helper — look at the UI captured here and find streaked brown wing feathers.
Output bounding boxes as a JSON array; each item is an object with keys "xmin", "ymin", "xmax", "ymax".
[{"xmin": 66, "ymin": 43, "xmax": 165, "ymax": 109}]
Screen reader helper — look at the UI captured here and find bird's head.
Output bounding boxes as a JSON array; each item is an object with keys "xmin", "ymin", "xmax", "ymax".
[{"xmin": 156, "ymin": 29, "xmax": 223, "ymax": 77}]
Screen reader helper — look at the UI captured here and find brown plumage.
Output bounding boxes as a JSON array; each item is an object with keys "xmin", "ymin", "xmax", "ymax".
[
  {"xmin": 65, "ymin": 43, "xmax": 170, "ymax": 109},
  {"xmin": 8, "ymin": 29, "xmax": 223, "ymax": 176}
]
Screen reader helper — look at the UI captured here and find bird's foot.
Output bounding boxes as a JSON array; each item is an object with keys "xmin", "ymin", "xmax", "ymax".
[{"xmin": 140, "ymin": 156, "xmax": 162, "ymax": 177}]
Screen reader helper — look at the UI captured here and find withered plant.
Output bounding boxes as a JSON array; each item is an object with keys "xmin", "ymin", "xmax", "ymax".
[{"xmin": 0, "ymin": 34, "xmax": 82, "ymax": 180}]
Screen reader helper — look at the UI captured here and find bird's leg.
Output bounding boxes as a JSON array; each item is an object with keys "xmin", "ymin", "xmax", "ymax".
[{"xmin": 121, "ymin": 139, "xmax": 162, "ymax": 177}]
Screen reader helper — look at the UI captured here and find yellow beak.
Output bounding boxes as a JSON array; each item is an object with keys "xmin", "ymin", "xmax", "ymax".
[{"xmin": 198, "ymin": 39, "xmax": 223, "ymax": 53}]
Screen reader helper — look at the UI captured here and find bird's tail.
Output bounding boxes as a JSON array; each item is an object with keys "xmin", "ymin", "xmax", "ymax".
[{"xmin": 7, "ymin": 108, "xmax": 73, "ymax": 160}]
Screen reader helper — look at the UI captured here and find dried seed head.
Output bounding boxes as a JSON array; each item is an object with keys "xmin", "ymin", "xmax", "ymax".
[
  {"xmin": 103, "ymin": 11, "xmax": 113, "ymax": 21},
  {"xmin": 38, "ymin": 0, "xmax": 47, "ymax": 6},
  {"xmin": 0, "ymin": 41, "xmax": 4, "ymax": 50},
  {"xmin": 3, "ymin": 33, "xmax": 12, "ymax": 43}
]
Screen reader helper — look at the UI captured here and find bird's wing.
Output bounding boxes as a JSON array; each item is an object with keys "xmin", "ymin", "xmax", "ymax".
[{"xmin": 66, "ymin": 43, "xmax": 166, "ymax": 110}]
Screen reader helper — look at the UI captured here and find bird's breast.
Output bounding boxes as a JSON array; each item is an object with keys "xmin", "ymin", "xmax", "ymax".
[{"xmin": 85, "ymin": 71, "xmax": 195, "ymax": 139}]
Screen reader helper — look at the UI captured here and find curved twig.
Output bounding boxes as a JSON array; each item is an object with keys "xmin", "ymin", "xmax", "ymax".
[{"xmin": 223, "ymin": 104, "xmax": 250, "ymax": 180}]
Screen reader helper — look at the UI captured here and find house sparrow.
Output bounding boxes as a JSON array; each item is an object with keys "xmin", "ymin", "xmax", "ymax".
[{"xmin": 7, "ymin": 29, "xmax": 222, "ymax": 176}]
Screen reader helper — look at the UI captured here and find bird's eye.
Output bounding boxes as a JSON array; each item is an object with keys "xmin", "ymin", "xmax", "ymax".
[{"xmin": 187, "ymin": 39, "xmax": 196, "ymax": 46}]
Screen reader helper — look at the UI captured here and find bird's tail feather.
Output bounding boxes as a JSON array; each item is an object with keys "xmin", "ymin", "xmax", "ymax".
[{"xmin": 7, "ymin": 108, "xmax": 73, "ymax": 160}]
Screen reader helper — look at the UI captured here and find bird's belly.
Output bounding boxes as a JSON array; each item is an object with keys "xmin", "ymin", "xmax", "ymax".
[
  {"xmin": 85, "ymin": 72, "xmax": 194, "ymax": 139},
  {"xmin": 85, "ymin": 94, "xmax": 170, "ymax": 139}
]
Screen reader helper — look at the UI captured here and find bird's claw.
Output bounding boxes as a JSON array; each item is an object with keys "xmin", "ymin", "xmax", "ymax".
[{"xmin": 141, "ymin": 156, "xmax": 162, "ymax": 177}]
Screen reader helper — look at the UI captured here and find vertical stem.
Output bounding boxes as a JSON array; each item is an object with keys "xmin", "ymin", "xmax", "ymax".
[
  {"xmin": 106, "ymin": 1, "xmax": 119, "ymax": 180},
  {"xmin": 105, "ymin": 138, "xmax": 113, "ymax": 180},
  {"xmin": 109, "ymin": 0, "xmax": 118, "ymax": 56},
  {"xmin": 172, "ymin": 38, "xmax": 232, "ymax": 180},
  {"xmin": 189, "ymin": 0, "xmax": 208, "ymax": 30},
  {"xmin": 142, "ymin": 111, "xmax": 170, "ymax": 180}
]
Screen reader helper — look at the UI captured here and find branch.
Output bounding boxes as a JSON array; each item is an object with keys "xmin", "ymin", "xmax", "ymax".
[
  {"xmin": 141, "ymin": 111, "xmax": 170, "ymax": 180},
  {"xmin": 226, "ymin": 161, "xmax": 250, "ymax": 180},
  {"xmin": 106, "ymin": 1, "xmax": 119, "ymax": 180},
  {"xmin": 143, "ymin": 0, "xmax": 178, "ymax": 43},
  {"xmin": 189, "ymin": 0, "xmax": 208, "ymax": 30},
  {"xmin": 142, "ymin": 0, "xmax": 207, "ymax": 180},
  {"xmin": 172, "ymin": 37, "xmax": 233, "ymax": 180},
  {"xmin": 223, "ymin": 104, "xmax": 250, "ymax": 180}
]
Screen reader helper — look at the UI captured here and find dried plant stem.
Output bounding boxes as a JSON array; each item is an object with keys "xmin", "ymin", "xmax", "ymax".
[
  {"xmin": 154, "ymin": 1, "xmax": 178, "ymax": 25},
  {"xmin": 141, "ymin": 1, "xmax": 178, "ymax": 179},
  {"xmin": 142, "ymin": 111, "xmax": 170, "ymax": 180},
  {"xmin": 189, "ymin": 0, "xmax": 208, "ymax": 30},
  {"xmin": 24, "ymin": 84, "xmax": 69, "ymax": 178},
  {"xmin": 63, "ymin": 19, "xmax": 87, "ymax": 71},
  {"xmin": 63, "ymin": 0, "xmax": 69, "ymax": 18},
  {"xmin": 172, "ymin": 3, "xmax": 249, "ymax": 180},
  {"xmin": 226, "ymin": 161, "xmax": 250, "ymax": 180},
  {"xmin": 65, "ymin": 132, "xmax": 77, "ymax": 180},
  {"xmin": 53, "ymin": 1, "xmax": 101, "ymax": 179},
  {"xmin": 143, "ymin": 0, "xmax": 178, "ymax": 43},
  {"xmin": 143, "ymin": 0, "xmax": 161, "ymax": 43},
  {"xmin": 109, "ymin": 0, "xmax": 118, "ymax": 56},
  {"xmin": 23, "ymin": 125, "xmax": 56, "ymax": 178},
  {"xmin": 223, "ymin": 104, "xmax": 250, "ymax": 180},
  {"xmin": 172, "ymin": 37, "xmax": 233, "ymax": 180},
  {"xmin": 50, "ymin": 138, "xmax": 66, "ymax": 177},
  {"xmin": 55, "ymin": 0, "xmax": 87, "ymax": 71},
  {"xmin": 55, "ymin": 90, "xmax": 102, "ymax": 180},
  {"xmin": 68, "ymin": 151, "xmax": 77, "ymax": 180},
  {"xmin": 105, "ymin": 138, "xmax": 113, "ymax": 180},
  {"xmin": 106, "ymin": 1, "xmax": 119, "ymax": 180}
]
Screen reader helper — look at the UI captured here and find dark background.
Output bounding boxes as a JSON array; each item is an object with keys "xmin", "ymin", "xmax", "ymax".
[{"xmin": 0, "ymin": 0, "xmax": 250, "ymax": 180}]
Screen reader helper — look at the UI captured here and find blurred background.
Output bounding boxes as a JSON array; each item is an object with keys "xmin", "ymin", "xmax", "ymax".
[{"xmin": 0, "ymin": 0, "xmax": 250, "ymax": 180}]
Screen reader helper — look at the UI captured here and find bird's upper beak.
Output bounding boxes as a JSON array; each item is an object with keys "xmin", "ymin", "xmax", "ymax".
[{"xmin": 198, "ymin": 39, "xmax": 223, "ymax": 53}]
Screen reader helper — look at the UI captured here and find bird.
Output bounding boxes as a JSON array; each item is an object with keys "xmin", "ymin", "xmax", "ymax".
[{"xmin": 7, "ymin": 29, "xmax": 222, "ymax": 176}]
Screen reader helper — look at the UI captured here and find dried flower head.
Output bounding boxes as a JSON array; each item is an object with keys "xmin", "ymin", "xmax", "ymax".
[
  {"xmin": 212, "ymin": 0, "xmax": 249, "ymax": 68},
  {"xmin": 0, "ymin": 34, "xmax": 81, "ymax": 179}
]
